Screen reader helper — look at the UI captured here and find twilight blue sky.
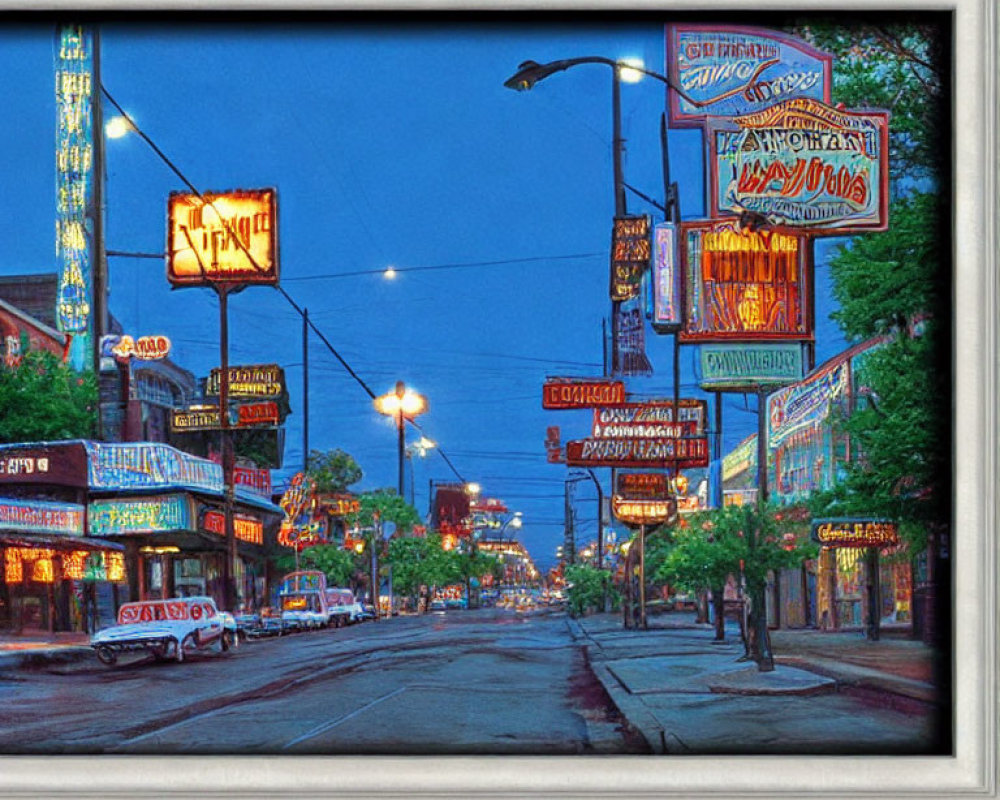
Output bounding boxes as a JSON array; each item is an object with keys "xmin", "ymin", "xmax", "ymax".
[{"xmin": 0, "ymin": 19, "xmax": 849, "ymax": 569}]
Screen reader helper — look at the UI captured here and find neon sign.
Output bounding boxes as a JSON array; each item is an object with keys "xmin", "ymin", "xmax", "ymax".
[
  {"xmin": 101, "ymin": 334, "xmax": 171, "ymax": 362},
  {"xmin": 206, "ymin": 364, "xmax": 285, "ymax": 399},
  {"xmin": 615, "ymin": 472, "xmax": 670, "ymax": 501},
  {"xmin": 89, "ymin": 495, "xmax": 190, "ymax": 535},
  {"xmin": 234, "ymin": 466, "xmax": 272, "ymax": 498},
  {"xmin": 610, "ymin": 215, "xmax": 652, "ymax": 302},
  {"xmin": 611, "ymin": 496, "xmax": 677, "ymax": 527},
  {"xmin": 811, "ymin": 518, "xmax": 899, "ymax": 549},
  {"xmin": 700, "ymin": 342, "xmax": 804, "ymax": 390},
  {"xmin": 86, "ymin": 442, "xmax": 222, "ymax": 493},
  {"xmin": 768, "ymin": 361, "xmax": 849, "ymax": 449},
  {"xmin": 652, "ymin": 223, "xmax": 682, "ymax": 332},
  {"xmin": 277, "ymin": 473, "xmax": 328, "ymax": 549},
  {"xmin": 565, "ymin": 437, "xmax": 709, "ymax": 469},
  {"xmin": 167, "ymin": 189, "xmax": 278, "ymax": 287},
  {"xmin": 680, "ymin": 221, "xmax": 809, "ymax": 342},
  {"xmin": 202, "ymin": 510, "xmax": 264, "ymax": 545},
  {"xmin": 592, "ymin": 400, "xmax": 707, "ymax": 436},
  {"xmin": 612, "ymin": 296, "xmax": 653, "ymax": 376},
  {"xmin": 542, "ymin": 378, "xmax": 625, "ymax": 410},
  {"xmin": 666, "ymin": 25, "xmax": 832, "ymax": 127},
  {"xmin": 0, "ymin": 499, "xmax": 84, "ymax": 536},
  {"xmin": 54, "ymin": 25, "xmax": 94, "ymax": 366},
  {"xmin": 709, "ymin": 98, "xmax": 889, "ymax": 233}
]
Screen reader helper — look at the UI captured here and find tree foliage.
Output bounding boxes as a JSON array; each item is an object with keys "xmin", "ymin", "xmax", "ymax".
[
  {"xmin": 0, "ymin": 351, "xmax": 97, "ymax": 443},
  {"xmin": 384, "ymin": 534, "xmax": 461, "ymax": 597},
  {"xmin": 791, "ymin": 19, "xmax": 946, "ymax": 184},
  {"xmin": 564, "ymin": 564, "xmax": 617, "ymax": 617},
  {"xmin": 346, "ymin": 488, "xmax": 422, "ymax": 535},
  {"xmin": 307, "ymin": 448, "xmax": 363, "ymax": 494},
  {"xmin": 274, "ymin": 544, "xmax": 359, "ymax": 588}
]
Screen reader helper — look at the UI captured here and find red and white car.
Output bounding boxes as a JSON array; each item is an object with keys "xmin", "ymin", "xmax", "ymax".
[{"xmin": 91, "ymin": 596, "xmax": 237, "ymax": 666}]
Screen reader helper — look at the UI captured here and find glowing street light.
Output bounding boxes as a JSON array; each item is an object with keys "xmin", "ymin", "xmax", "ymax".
[
  {"xmin": 104, "ymin": 115, "xmax": 134, "ymax": 139},
  {"xmin": 374, "ymin": 381, "xmax": 428, "ymax": 497}
]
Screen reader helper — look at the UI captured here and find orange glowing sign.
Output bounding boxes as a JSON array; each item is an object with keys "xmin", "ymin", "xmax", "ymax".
[
  {"xmin": 611, "ymin": 496, "xmax": 677, "ymax": 527},
  {"xmin": 167, "ymin": 188, "xmax": 278, "ymax": 287},
  {"xmin": 202, "ymin": 510, "xmax": 264, "ymax": 545}
]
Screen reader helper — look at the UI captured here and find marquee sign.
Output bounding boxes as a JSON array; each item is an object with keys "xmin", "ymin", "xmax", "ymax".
[
  {"xmin": 0, "ymin": 443, "xmax": 89, "ymax": 488},
  {"xmin": 768, "ymin": 360, "xmax": 848, "ymax": 449},
  {"xmin": 666, "ymin": 24, "xmax": 832, "ymax": 127},
  {"xmin": 565, "ymin": 437, "xmax": 709, "ymax": 469},
  {"xmin": 709, "ymin": 98, "xmax": 890, "ymax": 233},
  {"xmin": 321, "ymin": 494, "xmax": 361, "ymax": 516},
  {"xmin": 652, "ymin": 223, "xmax": 682, "ymax": 332},
  {"xmin": 680, "ymin": 220, "xmax": 810, "ymax": 342},
  {"xmin": 611, "ymin": 496, "xmax": 677, "ymax": 527},
  {"xmin": 171, "ymin": 405, "xmax": 223, "ymax": 433},
  {"xmin": 0, "ymin": 499, "xmax": 84, "ymax": 536},
  {"xmin": 277, "ymin": 472, "xmax": 327, "ymax": 549},
  {"xmin": 700, "ymin": 342, "xmax": 804, "ymax": 391},
  {"xmin": 543, "ymin": 378, "xmax": 626, "ymax": 410},
  {"xmin": 88, "ymin": 495, "xmax": 191, "ymax": 535},
  {"xmin": 206, "ymin": 364, "xmax": 285, "ymax": 399},
  {"xmin": 593, "ymin": 399, "xmax": 708, "ymax": 436},
  {"xmin": 86, "ymin": 442, "xmax": 222, "ymax": 494},
  {"xmin": 811, "ymin": 518, "xmax": 900, "ymax": 549},
  {"xmin": 610, "ymin": 215, "xmax": 652, "ymax": 302},
  {"xmin": 167, "ymin": 188, "xmax": 278, "ymax": 287}
]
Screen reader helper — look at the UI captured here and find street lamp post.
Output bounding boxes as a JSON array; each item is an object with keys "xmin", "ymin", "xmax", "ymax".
[{"xmin": 374, "ymin": 381, "xmax": 427, "ymax": 498}]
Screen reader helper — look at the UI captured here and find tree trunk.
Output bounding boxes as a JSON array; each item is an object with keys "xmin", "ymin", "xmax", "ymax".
[
  {"xmin": 695, "ymin": 589, "xmax": 710, "ymax": 624},
  {"xmin": 711, "ymin": 584, "xmax": 726, "ymax": 642},
  {"xmin": 746, "ymin": 578, "xmax": 775, "ymax": 671}
]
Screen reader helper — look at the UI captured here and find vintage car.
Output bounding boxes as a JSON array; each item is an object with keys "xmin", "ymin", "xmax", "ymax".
[{"xmin": 91, "ymin": 596, "xmax": 237, "ymax": 665}]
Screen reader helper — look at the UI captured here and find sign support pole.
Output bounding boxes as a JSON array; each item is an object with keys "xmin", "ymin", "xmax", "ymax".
[
  {"xmin": 639, "ymin": 523, "xmax": 647, "ymax": 630},
  {"xmin": 217, "ymin": 283, "xmax": 238, "ymax": 613},
  {"xmin": 866, "ymin": 547, "xmax": 881, "ymax": 641}
]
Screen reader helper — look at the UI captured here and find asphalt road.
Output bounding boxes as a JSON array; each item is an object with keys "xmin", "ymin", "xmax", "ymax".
[{"xmin": 0, "ymin": 608, "xmax": 648, "ymax": 755}]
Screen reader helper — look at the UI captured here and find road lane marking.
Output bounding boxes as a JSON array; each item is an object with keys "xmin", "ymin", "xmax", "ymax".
[{"xmin": 282, "ymin": 686, "xmax": 408, "ymax": 749}]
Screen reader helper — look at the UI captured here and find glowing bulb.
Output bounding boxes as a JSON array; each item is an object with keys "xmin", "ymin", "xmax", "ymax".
[
  {"xmin": 618, "ymin": 58, "xmax": 645, "ymax": 83},
  {"xmin": 105, "ymin": 116, "xmax": 133, "ymax": 139},
  {"xmin": 384, "ymin": 266, "xmax": 397, "ymax": 279}
]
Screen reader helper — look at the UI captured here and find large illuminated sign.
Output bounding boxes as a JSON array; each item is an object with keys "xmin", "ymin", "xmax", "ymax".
[
  {"xmin": 768, "ymin": 361, "xmax": 849, "ymax": 449},
  {"xmin": 680, "ymin": 220, "xmax": 810, "ymax": 343},
  {"xmin": 565, "ymin": 437, "xmax": 709, "ymax": 469},
  {"xmin": 700, "ymin": 342, "xmax": 804, "ymax": 391},
  {"xmin": 170, "ymin": 401, "xmax": 281, "ymax": 433},
  {"xmin": 0, "ymin": 498, "xmax": 84, "ymax": 536},
  {"xmin": 666, "ymin": 24, "xmax": 832, "ymax": 127},
  {"xmin": 54, "ymin": 25, "xmax": 95, "ymax": 367},
  {"xmin": 89, "ymin": 495, "xmax": 190, "ymax": 535},
  {"xmin": 616, "ymin": 472, "xmax": 670, "ymax": 501},
  {"xmin": 0, "ymin": 443, "xmax": 89, "ymax": 488},
  {"xmin": 167, "ymin": 189, "xmax": 278, "ymax": 286},
  {"xmin": 277, "ymin": 473, "xmax": 327, "ymax": 549},
  {"xmin": 811, "ymin": 518, "xmax": 899, "ymax": 549},
  {"xmin": 542, "ymin": 378, "xmax": 626, "ymax": 410},
  {"xmin": 610, "ymin": 215, "xmax": 652, "ymax": 302},
  {"xmin": 652, "ymin": 223, "xmax": 682, "ymax": 332},
  {"xmin": 206, "ymin": 364, "xmax": 286, "ymax": 399},
  {"xmin": 592, "ymin": 400, "xmax": 707, "ymax": 436},
  {"xmin": 86, "ymin": 442, "xmax": 222, "ymax": 494},
  {"xmin": 101, "ymin": 334, "xmax": 171, "ymax": 362},
  {"xmin": 709, "ymin": 98, "xmax": 889, "ymax": 233}
]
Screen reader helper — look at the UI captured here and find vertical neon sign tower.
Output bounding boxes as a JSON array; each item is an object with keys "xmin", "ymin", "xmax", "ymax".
[{"xmin": 54, "ymin": 25, "xmax": 95, "ymax": 371}]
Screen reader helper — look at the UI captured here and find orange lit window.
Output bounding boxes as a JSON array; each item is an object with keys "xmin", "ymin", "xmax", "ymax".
[
  {"xmin": 62, "ymin": 551, "xmax": 88, "ymax": 580},
  {"xmin": 4, "ymin": 550, "xmax": 22, "ymax": 583},
  {"xmin": 106, "ymin": 552, "xmax": 126, "ymax": 583},
  {"xmin": 32, "ymin": 558, "xmax": 54, "ymax": 583}
]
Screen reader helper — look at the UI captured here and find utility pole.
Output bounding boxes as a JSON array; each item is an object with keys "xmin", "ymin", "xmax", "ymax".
[{"xmin": 303, "ymin": 307, "xmax": 309, "ymax": 473}]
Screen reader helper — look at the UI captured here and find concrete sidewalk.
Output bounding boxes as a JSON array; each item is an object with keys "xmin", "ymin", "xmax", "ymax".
[
  {"xmin": 0, "ymin": 631, "xmax": 92, "ymax": 671},
  {"xmin": 569, "ymin": 611, "xmax": 945, "ymax": 755}
]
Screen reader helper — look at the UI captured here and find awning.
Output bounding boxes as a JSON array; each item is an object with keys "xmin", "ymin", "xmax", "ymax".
[{"xmin": 0, "ymin": 533, "xmax": 124, "ymax": 552}]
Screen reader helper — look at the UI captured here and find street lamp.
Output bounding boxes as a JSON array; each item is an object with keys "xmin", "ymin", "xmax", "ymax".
[{"xmin": 374, "ymin": 381, "xmax": 428, "ymax": 497}]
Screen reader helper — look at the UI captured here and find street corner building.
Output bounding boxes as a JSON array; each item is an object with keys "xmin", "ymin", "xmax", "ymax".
[{"xmin": 0, "ymin": 440, "xmax": 284, "ymax": 635}]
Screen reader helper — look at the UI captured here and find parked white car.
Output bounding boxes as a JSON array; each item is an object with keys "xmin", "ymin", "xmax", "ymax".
[{"xmin": 91, "ymin": 596, "xmax": 237, "ymax": 665}]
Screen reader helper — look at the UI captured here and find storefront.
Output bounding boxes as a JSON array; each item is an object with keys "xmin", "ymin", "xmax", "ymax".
[
  {"xmin": 0, "ymin": 440, "xmax": 283, "ymax": 622},
  {"xmin": 0, "ymin": 497, "xmax": 125, "ymax": 634}
]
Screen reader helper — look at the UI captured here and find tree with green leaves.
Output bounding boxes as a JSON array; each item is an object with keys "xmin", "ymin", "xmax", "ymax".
[
  {"xmin": 274, "ymin": 544, "xmax": 359, "ymax": 589},
  {"xmin": 0, "ymin": 350, "xmax": 97, "ymax": 443},
  {"xmin": 384, "ymin": 534, "xmax": 461, "ymax": 604},
  {"xmin": 306, "ymin": 448, "xmax": 363, "ymax": 494},
  {"xmin": 564, "ymin": 563, "xmax": 617, "ymax": 617}
]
